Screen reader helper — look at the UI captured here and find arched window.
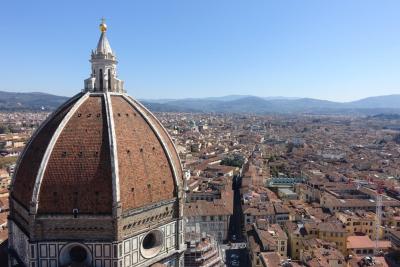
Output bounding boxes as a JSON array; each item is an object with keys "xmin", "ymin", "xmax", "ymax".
[
  {"xmin": 108, "ymin": 69, "xmax": 111, "ymax": 90},
  {"xmin": 99, "ymin": 69, "xmax": 103, "ymax": 90}
]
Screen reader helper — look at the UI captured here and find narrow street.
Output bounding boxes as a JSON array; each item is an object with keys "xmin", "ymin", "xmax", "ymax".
[
  {"xmin": 225, "ymin": 176, "xmax": 250, "ymax": 267},
  {"xmin": 228, "ymin": 175, "xmax": 244, "ymax": 242}
]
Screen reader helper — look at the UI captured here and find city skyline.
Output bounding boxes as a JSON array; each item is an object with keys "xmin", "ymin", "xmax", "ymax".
[
  {"xmin": 1, "ymin": 1, "xmax": 400, "ymax": 101},
  {"xmin": 2, "ymin": 4, "xmax": 400, "ymax": 265}
]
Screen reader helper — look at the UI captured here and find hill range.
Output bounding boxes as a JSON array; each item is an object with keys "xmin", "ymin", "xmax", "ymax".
[
  {"xmin": 141, "ymin": 94, "xmax": 400, "ymax": 115},
  {"xmin": 0, "ymin": 91, "xmax": 399, "ymax": 115}
]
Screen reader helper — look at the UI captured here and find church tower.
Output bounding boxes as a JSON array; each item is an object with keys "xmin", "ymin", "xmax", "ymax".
[{"xmin": 8, "ymin": 21, "xmax": 186, "ymax": 267}]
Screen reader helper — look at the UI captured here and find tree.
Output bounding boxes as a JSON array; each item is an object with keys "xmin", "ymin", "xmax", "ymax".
[
  {"xmin": 221, "ymin": 154, "xmax": 245, "ymax": 168},
  {"xmin": 0, "ymin": 125, "xmax": 10, "ymax": 134}
]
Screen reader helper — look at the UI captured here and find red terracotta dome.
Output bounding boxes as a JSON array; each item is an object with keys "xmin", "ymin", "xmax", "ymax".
[
  {"xmin": 11, "ymin": 93, "xmax": 182, "ymax": 215},
  {"xmin": 8, "ymin": 22, "xmax": 186, "ymax": 267}
]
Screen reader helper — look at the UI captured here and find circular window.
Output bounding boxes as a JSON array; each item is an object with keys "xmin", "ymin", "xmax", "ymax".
[
  {"xmin": 59, "ymin": 243, "xmax": 92, "ymax": 266},
  {"xmin": 141, "ymin": 230, "xmax": 164, "ymax": 258},
  {"xmin": 69, "ymin": 246, "xmax": 87, "ymax": 263}
]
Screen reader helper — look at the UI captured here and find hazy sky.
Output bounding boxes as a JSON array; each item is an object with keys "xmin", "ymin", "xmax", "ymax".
[{"xmin": 1, "ymin": 1, "xmax": 400, "ymax": 101}]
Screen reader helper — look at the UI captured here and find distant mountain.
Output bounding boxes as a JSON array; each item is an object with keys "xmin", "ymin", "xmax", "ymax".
[
  {"xmin": 142, "ymin": 95, "xmax": 300, "ymax": 103},
  {"xmin": 140, "ymin": 101, "xmax": 200, "ymax": 113},
  {"xmin": 262, "ymin": 96, "xmax": 301, "ymax": 100},
  {"xmin": 140, "ymin": 94, "xmax": 400, "ymax": 115},
  {"xmin": 346, "ymin": 94, "xmax": 400, "ymax": 109},
  {"xmin": 0, "ymin": 91, "xmax": 68, "ymax": 111},
  {"xmin": 0, "ymin": 90, "xmax": 399, "ymax": 115},
  {"xmin": 201, "ymin": 95, "xmax": 254, "ymax": 102}
]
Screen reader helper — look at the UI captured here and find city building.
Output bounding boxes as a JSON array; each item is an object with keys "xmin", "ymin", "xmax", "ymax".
[
  {"xmin": 346, "ymin": 235, "xmax": 391, "ymax": 257},
  {"xmin": 299, "ymin": 239, "xmax": 345, "ymax": 267},
  {"xmin": 336, "ymin": 210, "xmax": 377, "ymax": 239},
  {"xmin": 259, "ymin": 252, "xmax": 298, "ymax": 267},
  {"xmin": 184, "ymin": 180, "xmax": 233, "ymax": 243},
  {"xmin": 246, "ymin": 219, "xmax": 288, "ymax": 267},
  {"xmin": 386, "ymin": 229, "xmax": 400, "ymax": 250},
  {"xmin": 184, "ymin": 234, "xmax": 224, "ymax": 267},
  {"xmin": 284, "ymin": 220, "xmax": 347, "ymax": 260},
  {"xmin": 320, "ymin": 186, "xmax": 400, "ymax": 213}
]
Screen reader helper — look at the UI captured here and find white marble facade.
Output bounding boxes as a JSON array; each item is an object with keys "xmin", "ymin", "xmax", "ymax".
[{"xmin": 10, "ymin": 220, "xmax": 185, "ymax": 267}]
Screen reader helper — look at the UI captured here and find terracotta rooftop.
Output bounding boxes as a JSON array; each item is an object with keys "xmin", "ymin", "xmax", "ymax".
[
  {"xmin": 185, "ymin": 188, "xmax": 233, "ymax": 217},
  {"xmin": 347, "ymin": 235, "xmax": 391, "ymax": 250}
]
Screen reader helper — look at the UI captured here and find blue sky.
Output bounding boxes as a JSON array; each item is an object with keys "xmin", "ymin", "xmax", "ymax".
[{"xmin": 1, "ymin": 1, "xmax": 400, "ymax": 101}]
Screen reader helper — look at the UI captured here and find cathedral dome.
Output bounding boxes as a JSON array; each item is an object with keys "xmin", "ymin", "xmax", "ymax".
[
  {"xmin": 8, "ymin": 21, "xmax": 186, "ymax": 267},
  {"xmin": 11, "ymin": 92, "xmax": 183, "ymax": 215},
  {"xmin": 11, "ymin": 21, "xmax": 182, "ymax": 216},
  {"xmin": 9, "ymin": 21, "xmax": 185, "ymax": 267}
]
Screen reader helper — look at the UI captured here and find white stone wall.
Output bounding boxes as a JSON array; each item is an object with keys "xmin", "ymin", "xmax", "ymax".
[
  {"xmin": 121, "ymin": 221, "xmax": 178, "ymax": 266},
  {"xmin": 32, "ymin": 242, "xmax": 116, "ymax": 267},
  {"xmin": 9, "ymin": 221, "xmax": 29, "ymax": 266},
  {"xmin": 11, "ymin": 220, "xmax": 183, "ymax": 267}
]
